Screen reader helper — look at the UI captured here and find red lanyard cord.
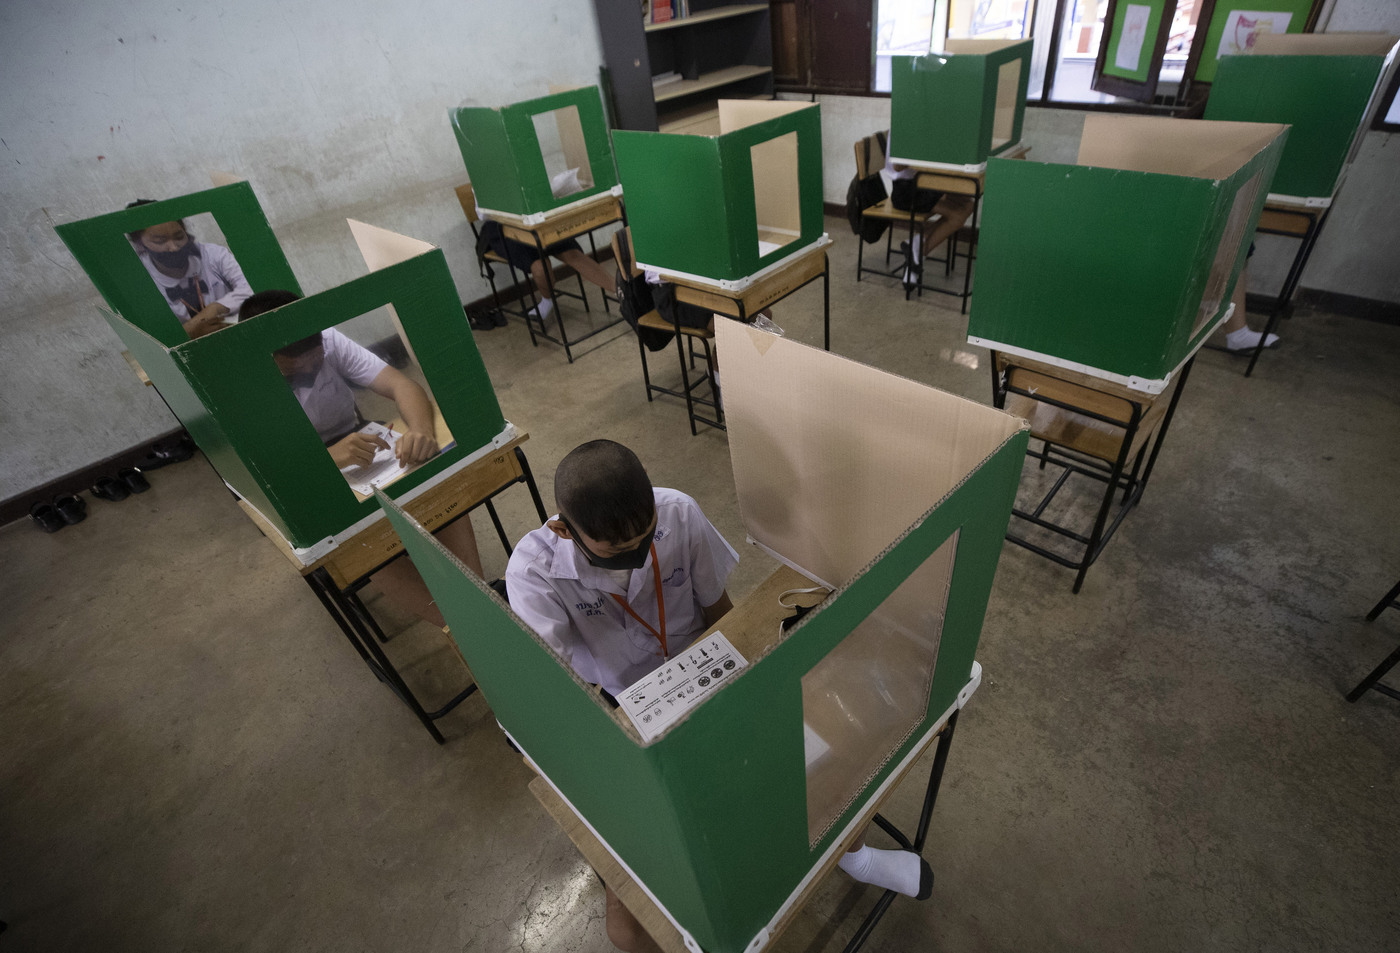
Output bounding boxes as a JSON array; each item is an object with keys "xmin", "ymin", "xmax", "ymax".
[{"xmin": 609, "ymin": 543, "xmax": 668, "ymax": 658}]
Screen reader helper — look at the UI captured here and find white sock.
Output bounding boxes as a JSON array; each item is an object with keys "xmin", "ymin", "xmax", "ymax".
[
  {"xmin": 1225, "ymin": 326, "xmax": 1279, "ymax": 351},
  {"xmin": 528, "ymin": 297, "xmax": 554, "ymax": 320},
  {"xmin": 838, "ymin": 845, "xmax": 933, "ymax": 900}
]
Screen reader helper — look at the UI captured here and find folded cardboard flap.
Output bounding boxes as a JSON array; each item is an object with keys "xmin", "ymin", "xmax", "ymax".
[
  {"xmin": 717, "ymin": 98, "xmax": 813, "ymax": 134},
  {"xmin": 1076, "ymin": 114, "xmax": 1289, "ymax": 180},
  {"xmin": 718, "ymin": 320, "xmax": 1025, "ymax": 590},
  {"xmin": 1252, "ymin": 32, "xmax": 1400, "ymax": 57}
]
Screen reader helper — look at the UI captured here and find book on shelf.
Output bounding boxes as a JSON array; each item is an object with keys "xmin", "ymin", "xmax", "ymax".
[
  {"xmin": 652, "ymin": 71, "xmax": 683, "ymax": 88},
  {"xmin": 652, "ymin": 0, "xmax": 673, "ymax": 23}
]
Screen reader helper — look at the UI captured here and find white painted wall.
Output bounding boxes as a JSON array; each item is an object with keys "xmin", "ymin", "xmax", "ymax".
[{"xmin": 0, "ymin": 0, "xmax": 606, "ymax": 497}]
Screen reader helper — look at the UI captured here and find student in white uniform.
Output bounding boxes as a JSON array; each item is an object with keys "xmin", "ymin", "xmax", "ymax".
[
  {"xmin": 128, "ymin": 200, "xmax": 253, "ymax": 339},
  {"xmin": 505, "ymin": 440, "xmax": 931, "ymax": 953},
  {"xmin": 240, "ymin": 290, "xmax": 484, "ymax": 625}
]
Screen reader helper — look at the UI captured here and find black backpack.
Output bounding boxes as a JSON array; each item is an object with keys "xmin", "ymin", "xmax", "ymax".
[
  {"xmin": 846, "ymin": 132, "xmax": 889, "ymax": 244},
  {"xmin": 614, "ymin": 230, "xmax": 672, "ymax": 352}
]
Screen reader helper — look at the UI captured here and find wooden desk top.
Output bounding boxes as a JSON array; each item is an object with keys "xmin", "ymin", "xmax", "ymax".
[
  {"xmin": 498, "ymin": 193, "xmax": 625, "ymax": 248},
  {"xmin": 240, "ymin": 429, "xmax": 530, "ymax": 589},
  {"xmin": 913, "ymin": 142, "xmax": 1031, "ymax": 195},
  {"xmin": 670, "ymin": 243, "xmax": 828, "ymax": 319}
]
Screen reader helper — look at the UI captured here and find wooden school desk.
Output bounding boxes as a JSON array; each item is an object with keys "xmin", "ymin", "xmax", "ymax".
[
  {"xmin": 493, "ymin": 192, "xmax": 628, "ymax": 363},
  {"xmin": 528, "ymin": 564, "xmax": 977, "ymax": 953},
  {"xmin": 240, "ymin": 425, "xmax": 547, "ymax": 744},
  {"xmin": 909, "ymin": 142, "xmax": 1031, "ymax": 313}
]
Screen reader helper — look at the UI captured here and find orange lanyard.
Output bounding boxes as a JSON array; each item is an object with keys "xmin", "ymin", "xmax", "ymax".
[{"xmin": 608, "ymin": 543, "xmax": 668, "ymax": 658}]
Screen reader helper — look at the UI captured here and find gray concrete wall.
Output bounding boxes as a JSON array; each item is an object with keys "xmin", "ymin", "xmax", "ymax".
[{"xmin": 0, "ymin": 0, "xmax": 606, "ymax": 498}]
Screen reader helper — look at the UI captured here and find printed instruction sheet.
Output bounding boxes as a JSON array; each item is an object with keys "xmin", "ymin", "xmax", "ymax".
[
  {"xmin": 618, "ymin": 633, "xmax": 749, "ymax": 742},
  {"xmin": 340, "ymin": 422, "xmax": 407, "ymax": 496}
]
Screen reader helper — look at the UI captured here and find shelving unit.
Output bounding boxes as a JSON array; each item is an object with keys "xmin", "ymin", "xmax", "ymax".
[{"xmin": 594, "ymin": 0, "xmax": 774, "ymax": 132}]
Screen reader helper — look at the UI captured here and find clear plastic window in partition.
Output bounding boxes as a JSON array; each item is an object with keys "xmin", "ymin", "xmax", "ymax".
[
  {"xmin": 802, "ymin": 530, "xmax": 960, "ymax": 845},
  {"xmin": 268, "ymin": 309, "xmax": 449, "ymax": 501},
  {"xmin": 532, "ymin": 104, "xmax": 595, "ymax": 199},
  {"xmin": 749, "ymin": 131, "xmax": 801, "ymax": 259},
  {"xmin": 128, "ymin": 211, "xmax": 240, "ymax": 336}
]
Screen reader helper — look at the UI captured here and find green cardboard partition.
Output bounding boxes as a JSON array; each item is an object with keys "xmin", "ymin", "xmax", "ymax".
[
  {"xmin": 968, "ymin": 115, "xmax": 1288, "ymax": 392},
  {"xmin": 55, "ymin": 182, "xmax": 300, "ymax": 348},
  {"xmin": 100, "ymin": 247, "xmax": 505, "ymax": 552},
  {"xmin": 612, "ymin": 100, "xmax": 825, "ymax": 286},
  {"xmin": 379, "ymin": 322, "xmax": 1027, "ymax": 953},
  {"xmin": 889, "ymin": 39, "xmax": 1033, "ymax": 170},
  {"xmin": 450, "ymin": 86, "xmax": 619, "ymax": 223},
  {"xmin": 1204, "ymin": 33, "xmax": 1399, "ymax": 203}
]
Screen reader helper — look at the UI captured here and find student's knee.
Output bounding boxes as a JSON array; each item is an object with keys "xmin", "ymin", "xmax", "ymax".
[{"xmin": 604, "ymin": 888, "xmax": 653, "ymax": 952}]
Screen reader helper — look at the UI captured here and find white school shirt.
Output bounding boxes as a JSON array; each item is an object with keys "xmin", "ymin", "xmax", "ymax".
[
  {"xmin": 139, "ymin": 242, "xmax": 253, "ymax": 322},
  {"xmin": 505, "ymin": 487, "xmax": 740, "ymax": 696},
  {"xmin": 288, "ymin": 329, "xmax": 388, "ymax": 442}
]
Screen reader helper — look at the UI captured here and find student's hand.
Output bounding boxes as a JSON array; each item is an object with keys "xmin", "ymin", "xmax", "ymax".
[
  {"xmin": 330, "ymin": 432, "xmax": 390, "ymax": 469},
  {"xmin": 185, "ymin": 304, "xmax": 231, "ymax": 339},
  {"xmin": 395, "ymin": 430, "xmax": 439, "ymax": 466}
]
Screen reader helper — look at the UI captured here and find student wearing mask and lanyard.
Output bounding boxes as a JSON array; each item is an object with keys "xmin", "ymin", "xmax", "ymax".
[
  {"xmin": 504, "ymin": 440, "xmax": 931, "ymax": 953},
  {"xmin": 127, "ymin": 199, "xmax": 253, "ymax": 339}
]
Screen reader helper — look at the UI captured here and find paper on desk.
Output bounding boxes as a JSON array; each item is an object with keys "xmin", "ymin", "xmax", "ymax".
[
  {"xmin": 340, "ymin": 422, "xmax": 408, "ymax": 496},
  {"xmin": 618, "ymin": 633, "xmax": 748, "ymax": 742}
]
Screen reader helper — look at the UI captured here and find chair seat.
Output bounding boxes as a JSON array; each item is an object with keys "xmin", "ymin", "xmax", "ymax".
[
  {"xmin": 861, "ymin": 199, "xmax": 930, "ymax": 223},
  {"xmin": 638, "ymin": 309, "xmax": 713, "ymax": 340}
]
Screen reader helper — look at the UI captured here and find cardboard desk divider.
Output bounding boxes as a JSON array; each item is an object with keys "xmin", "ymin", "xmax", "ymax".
[
  {"xmin": 889, "ymin": 39, "xmax": 1034, "ymax": 172},
  {"xmin": 450, "ymin": 86, "xmax": 621, "ymax": 226},
  {"xmin": 967, "ymin": 114, "xmax": 1288, "ymax": 393},
  {"xmin": 1204, "ymin": 32, "xmax": 1400, "ymax": 207},
  {"xmin": 54, "ymin": 181, "xmax": 301, "ymax": 349},
  {"xmin": 58, "ymin": 191, "xmax": 507, "ymax": 557},
  {"xmin": 613, "ymin": 100, "xmax": 827, "ymax": 290},
  {"xmin": 379, "ymin": 320, "xmax": 1028, "ymax": 953}
]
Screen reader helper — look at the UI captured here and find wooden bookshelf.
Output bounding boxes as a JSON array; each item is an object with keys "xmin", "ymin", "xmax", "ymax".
[
  {"xmin": 654, "ymin": 64, "xmax": 773, "ymax": 103},
  {"xmin": 645, "ymin": 3, "xmax": 768, "ymax": 33}
]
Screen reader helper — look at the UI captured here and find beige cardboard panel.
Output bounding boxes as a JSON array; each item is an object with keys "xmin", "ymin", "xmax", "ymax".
[
  {"xmin": 348, "ymin": 219, "xmax": 438, "ymax": 272},
  {"xmin": 944, "ymin": 38, "xmax": 1027, "ymax": 55},
  {"xmin": 1251, "ymin": 32, "xmax": 1400, "ymax": 57},
  {"xmin": 751, "ymin": 131, "xmax": 802, "ymax": 239},
  {"xmin": 1077, "ymin": 115, "xmax": 1286, "ymax": 180},
  {"xmin": 346, "ymin": 219, "xmax": 441, "ymax": 366},
  {"xmin": 209, "ymin": 170, "xmax": 246, "ymax": 187},
  {"xmin": 555, "ymin": 105, "xmax": 593, "ymax": 186},
  {"xmin": 717, "ymin": 99, "xmax": 815, "ymax": 135},
  {"xmin": 717, "ymin": 321, "xmax": 1022, "ymax": 588}
]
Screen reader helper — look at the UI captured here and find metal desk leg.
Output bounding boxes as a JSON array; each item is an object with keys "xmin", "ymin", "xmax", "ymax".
[
  {"xmin": 823, "ymin": 256, "xmax": 831, "ymax": 352},
  {"xmin": 1246, "ymin": 208, "xmax": 1328, "ymax": 377},
  {"xmin": 841, "ymin": 709, "xmax": 960, "ymax": 953},
  {"xmin": 304, "ymin": 568, "xmax": 451, "ymax": 744}
]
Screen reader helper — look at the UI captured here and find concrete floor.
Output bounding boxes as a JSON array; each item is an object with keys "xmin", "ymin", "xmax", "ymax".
[{"xmin": 3, "ymin": 218, "xmax": 1398, "ymax": 952}]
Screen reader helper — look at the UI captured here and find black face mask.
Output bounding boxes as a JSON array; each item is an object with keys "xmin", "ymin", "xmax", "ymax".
[
  {"xmin": 150, "ymin": 242, "xmax": 198, "ymax": 270},
  {"xmin": 561, "ymin": 516, "xmax": 653, "ymax": 571}
]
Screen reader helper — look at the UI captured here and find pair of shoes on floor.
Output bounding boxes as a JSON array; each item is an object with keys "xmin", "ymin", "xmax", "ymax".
[
  {"xmin": 899, "ymin": 242, "xmax": 923, "ymax": 295},
  {"xmin": 466, "ymin": 307, "xmax": 508, "ymax": 331},
  {"xmin": 142, "ymin": 434, "xmax": 196, "ymax": 471},
  {"xmin": 92, "ymin": 467, "xmax": 150, "ymax": 501},
  {"xmin": 31, "ymin": 494, "xmax": 86, "ymax": 533}
]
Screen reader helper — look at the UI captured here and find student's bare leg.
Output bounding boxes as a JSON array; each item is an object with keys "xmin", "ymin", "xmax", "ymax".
[
  {"xmin": 370, "ymin": 516, "xmax": 484, "ymax": 628},
  {"xmin": 605, "ymin": 884, "xmax": 662, "ymax": 953},
  {"xmin": 1222, "ymin": 266, "xmax": 1279, "ymax": 350},
  {"xmin": 559, "ymin": 247, "xmax": 617, "ymax": 294}
]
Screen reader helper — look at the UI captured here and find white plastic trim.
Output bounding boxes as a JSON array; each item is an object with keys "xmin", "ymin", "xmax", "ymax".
[{"xmin": 637, "ymin": 234, "xmax": 832, "ymax": 294}]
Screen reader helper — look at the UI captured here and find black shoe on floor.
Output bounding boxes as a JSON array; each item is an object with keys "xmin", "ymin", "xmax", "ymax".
[
  {"xmin": 30, "ymin": 501, "xmax": 66, "ymax": 533},
  {"xmin": 54, "ymin": 494, "xmax": 87, "ymax": 525},
  {"xmin": 118, "ymin": 467, "xmax": 150, "ymax": 493},
  {"xmin": 91, "ymin": 477, "xmax": 130, "ymax": 502}
]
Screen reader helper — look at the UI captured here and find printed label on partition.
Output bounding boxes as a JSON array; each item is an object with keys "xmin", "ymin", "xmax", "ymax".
[{"xmin": 618, "ymin": 633, "xmax": 748, "ymax": 742}]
